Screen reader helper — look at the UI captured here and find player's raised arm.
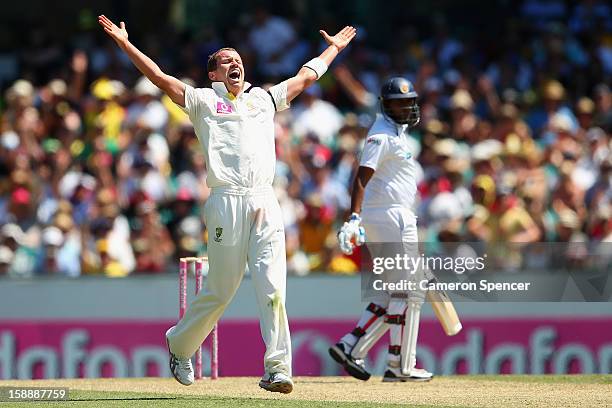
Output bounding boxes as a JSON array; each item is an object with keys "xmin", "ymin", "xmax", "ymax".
[
  {"xmin": 285, "ymin": 26, "xmax": 357, "ymax": 103},
  {"xmin": 98, "ymin": 15, "xmax": 187, "ymax": 107}
]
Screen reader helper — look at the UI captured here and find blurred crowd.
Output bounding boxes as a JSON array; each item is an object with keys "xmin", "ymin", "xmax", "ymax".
[{"xmin": 0, "ymin": 0, "xmax": 610, "ymax": 277}]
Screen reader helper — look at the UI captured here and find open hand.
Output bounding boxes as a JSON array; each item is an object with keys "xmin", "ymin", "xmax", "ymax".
[
  {"xmin": 98, "ymin": 15, "xmax": 128, "ymax": 47},
  {"xmin": 320, "ymin": 26, "xmax": 357, "ymax": 52}
]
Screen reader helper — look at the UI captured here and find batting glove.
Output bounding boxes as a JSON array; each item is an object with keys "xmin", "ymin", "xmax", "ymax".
[{"xmin": 338, "ymin": 213, "xmax": 366, "ymax": 255}]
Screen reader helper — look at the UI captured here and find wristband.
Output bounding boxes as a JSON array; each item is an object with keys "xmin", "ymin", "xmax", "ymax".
[
  {"xmin": 303, "ymin": 57, "xmax": 328, "ymax": 79},
  {"xmin": 349, "ymin": 212, "xmax": 361, "ymax": 222}
]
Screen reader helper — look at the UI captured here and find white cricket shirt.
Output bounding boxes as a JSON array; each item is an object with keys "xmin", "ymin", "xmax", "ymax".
[
  {"xmin": 359, "ymin": 114, "xmax": 418, "ymax": 209},
  {"xmin": 182, "ymin": 81, "xmax": 289, "ymax": 188}
]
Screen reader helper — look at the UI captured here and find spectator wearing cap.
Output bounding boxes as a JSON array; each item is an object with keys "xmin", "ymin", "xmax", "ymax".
[
  {"xmin": 425, "ymin": 191, "xmax": 464, "ymax": 239},
  {"xmin": 3, "ymin": 79, "xmax": 35, "ymax": 114},
  {"xmin": 471, "ymin": 139, "xmax": 504, "ymax": 178},
  {"xmin": 6, "ymin": 185, "xmax": 40, "ymax": 238},
  {"xmin": 575, "ymin": 97, "xmax": 596, "ymax": 132},
  {"xmin": 545, "ymin": 112, "xmax": 591, "ymax": 194},
  {"xmin": 89, "ymin": 77, "xmax": 127, "ymax": 141},
  {"xmin": 421, "ymin": 138, "xmax": 470, "ymax": 214},
  {"xmin": 39, "ymin": 226, "xmax": 64, "ymax": 275},
  {"xmin": 125, "ymin": 76, "xmax": 169, "ymax": 132},
  {"xmin": 58, "ymin": 172, "xmax": 97, "ymax": 226},
  {"xmin": 49, "ymin": 209, "xmax": 82, "ymax": 277},
  {"xmin": 527, "ymin": 80, "xmax": 578, "ymax": 137},
  {"xmin": 300, "ymin": 144, "xmax": 350, "ymax": 218},
  {"xmin": 449, "ymin": 89, "xmax": 480, "ymax": 144}
]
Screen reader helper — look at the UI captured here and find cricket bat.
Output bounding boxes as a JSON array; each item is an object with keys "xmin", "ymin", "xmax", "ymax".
[{"xmin": 427, "ymin": 288, "xmax": 462, "ymax": 336}]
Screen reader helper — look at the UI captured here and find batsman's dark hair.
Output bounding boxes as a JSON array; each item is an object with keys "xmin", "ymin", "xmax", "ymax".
[{"xmin": 207, "ymin": 48, "xmax": 238, "ymax": 72}]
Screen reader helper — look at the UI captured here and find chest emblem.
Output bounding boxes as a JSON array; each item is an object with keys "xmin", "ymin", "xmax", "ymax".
[
  {"xmin": 366, "ymin": 136, "xmax": 382, "ymax": 145},
  {"xmin": 216, "ymin": 101, "xmax": 234, "ymax": 114}
]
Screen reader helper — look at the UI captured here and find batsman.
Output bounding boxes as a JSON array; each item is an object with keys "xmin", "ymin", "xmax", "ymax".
[
  {"xmin": 99, "ymin": 15, "xmax": 356, "ymax": 393},
  {"xmin": 331, "ymin": 78, "xmax": 461, "ymax": 382}
]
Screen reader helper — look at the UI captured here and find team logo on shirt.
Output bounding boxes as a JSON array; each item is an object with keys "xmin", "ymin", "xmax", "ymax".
[
  {"xmin": 366, "ymin": 136, "xmax": 382, "ymax": 145},
  {"xmin": 216, "ymin": 101, "xmax": 234, "ymax": 114},
  {"xmin": 214, "ymin": 227, "xmax": 223, "ymax": 242},
  {"xmin": 246, "ymin": 101, "xmax": 257, "ymax": 112}
]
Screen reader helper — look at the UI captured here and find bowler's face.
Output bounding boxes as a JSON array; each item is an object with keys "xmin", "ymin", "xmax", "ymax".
[{"xmin": 209, "ymin": 50, "xmax": 244, "ymax": 91}]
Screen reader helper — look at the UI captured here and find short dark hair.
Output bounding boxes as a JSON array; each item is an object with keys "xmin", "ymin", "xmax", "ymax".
[{"xmin": 207, "ymin": 48, "xmax": 238, "ymax": 72}]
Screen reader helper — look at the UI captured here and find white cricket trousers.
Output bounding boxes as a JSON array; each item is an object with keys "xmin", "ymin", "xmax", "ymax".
[
  {"xmin": 362, "ymin": 205, "xmax": 420, "ymax": 302},
  {"xmin": 342, "ymin": 206, "xmax": 423, "ymax": 367},
  {"xmin": 167, "ymin": 185, "xmax": 291, "ymax": 376}
]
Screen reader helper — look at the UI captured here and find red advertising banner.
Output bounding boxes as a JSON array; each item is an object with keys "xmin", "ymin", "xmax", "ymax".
[{"xmin": 1, "ymin": 318, "xmax": 611, "ymax": 379}]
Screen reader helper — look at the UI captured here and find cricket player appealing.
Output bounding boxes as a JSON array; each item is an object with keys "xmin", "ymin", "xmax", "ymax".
[
  {"xmin": 99, "ymin": 15, "xmax": 356, "ymax": 393},
  {"xmin": 330, "ymin": 77, "xmax": 433, "ymax": 382}
]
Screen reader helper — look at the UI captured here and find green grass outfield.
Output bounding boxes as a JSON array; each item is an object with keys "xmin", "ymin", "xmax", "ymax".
[{"xmin": 0, "ymin": 375, "xmax": 610, "ymax": 408}]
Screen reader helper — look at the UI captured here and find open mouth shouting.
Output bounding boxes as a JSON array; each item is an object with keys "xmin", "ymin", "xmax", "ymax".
[{"xmin": 228, "ymin": 68, "xmax": 241, "ymax": 83}]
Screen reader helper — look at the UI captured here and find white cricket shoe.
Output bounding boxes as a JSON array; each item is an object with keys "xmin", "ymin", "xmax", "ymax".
[
  {"xmin": 165, "ymin": 327, "xmax": 194, "ymax": 386},
  {"xmin": 410, "ymin": 367, "xmax": 434, "ymax": 379},
  {"xmin": 382, "ymin": 366, "xmax": 433, "ymax": 382},
  {"xmin": 258, "ymin": 372, "xmax": 294, "ymax": 394}
]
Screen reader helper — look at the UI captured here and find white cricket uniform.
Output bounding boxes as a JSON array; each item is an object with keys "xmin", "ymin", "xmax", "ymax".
[
  {"xmin": 166, "ymin": 81, "xmax": 292, "ymax": 376},
  {"xmin": 360, "ymin": 114, "xmax": 418, "ymax": 246},
  {"xmin": 342, "ymin": 115, "xmax": 425, "ymax": 373}
]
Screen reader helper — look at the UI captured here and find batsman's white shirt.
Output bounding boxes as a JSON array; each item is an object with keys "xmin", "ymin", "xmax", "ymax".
[
  {"xmin": 167, "ymin": 81, "xmax": 292, "ymax": 376},
  {"xmin": 360, "ymin": 114, "xmax": 418, "ymax": 210}
]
